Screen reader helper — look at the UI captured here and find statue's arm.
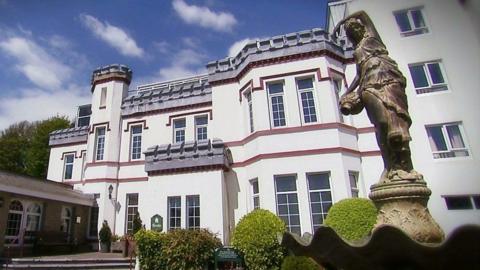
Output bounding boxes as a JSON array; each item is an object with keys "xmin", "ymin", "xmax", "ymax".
[{"xmin": 333, "ymin": 11, "xmax": 383, "ymax": 43}]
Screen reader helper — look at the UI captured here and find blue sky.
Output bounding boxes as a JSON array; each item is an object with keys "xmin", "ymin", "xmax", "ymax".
[{"xmin": 0, "ymin": 0, "xmax": 328, "ymax": 129}]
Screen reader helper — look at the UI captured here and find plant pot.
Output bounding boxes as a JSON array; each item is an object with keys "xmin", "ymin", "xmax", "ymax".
[
  {"xmin": 100, "ymin": 242, "xmax": 110, "ymax": 253},
  {"xmin": 111, "ymin": 240, "xmax": 126, "ymax": 253}
]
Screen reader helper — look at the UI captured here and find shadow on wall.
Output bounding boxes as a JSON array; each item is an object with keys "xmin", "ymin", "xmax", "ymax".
[{"xmin": 224, "ymin": 170, "xmax": 240, "ymax": 243}]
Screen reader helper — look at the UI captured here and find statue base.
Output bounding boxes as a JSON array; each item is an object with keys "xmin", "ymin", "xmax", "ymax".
[{"xmin": 369, "ymin": 179, "xmax": 444, "ymax": 243}]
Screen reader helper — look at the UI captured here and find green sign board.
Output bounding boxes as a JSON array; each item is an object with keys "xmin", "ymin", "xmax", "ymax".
[
  {"xmin": 150, "ymin": 214, "xmax": 163, "ymax": 232},
  {"xmin": 214, "ymin": 247, "xmax": 243, "ymax": 264}
]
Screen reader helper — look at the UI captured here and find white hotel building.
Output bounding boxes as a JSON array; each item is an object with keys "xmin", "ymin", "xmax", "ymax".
[{"xmin": 46, "ymin": 0, "xmax": 479, "ymax": 243}]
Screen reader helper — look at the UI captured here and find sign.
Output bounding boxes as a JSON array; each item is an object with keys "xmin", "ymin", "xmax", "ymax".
[
  {"xmin": 150, "ymin": 214, "xmax": 163, "ymax": 232},
  {"xmin": 214, "ymin": 247, "xmax": 243, "ymax": 264}
]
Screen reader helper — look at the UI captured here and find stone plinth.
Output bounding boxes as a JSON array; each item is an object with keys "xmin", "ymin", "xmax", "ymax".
[{"xmin": 369, "ymin": 179, "xmax": 444, "ymax": 243}]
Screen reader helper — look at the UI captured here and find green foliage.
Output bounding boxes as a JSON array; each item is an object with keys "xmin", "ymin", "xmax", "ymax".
[
  {"xmin": 231, "ymin": 209, "xmax": 287, "ymax": 270},
  {"xmin": 132, "ymin": 212, "xmax": 143, "ymax": 235},
  {"xmin": 281, "ymin": 256, "xmax": 322, "ymax": 270},
  {"xmin": 99, "ymin": 220, "xmax": 112, "ymax": 244},
  {"xmin": 324, "ymin": 198, "xmax": 377, "ymax": 241},
  {"xmin": 0, "ymin": 116, "xmax": 70, "ymax": 178},
  {"xmin": 135, "ymin": 229, "xmax": 221, "ymax": 270}
]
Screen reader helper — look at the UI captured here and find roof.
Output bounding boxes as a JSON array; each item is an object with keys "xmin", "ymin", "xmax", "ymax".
[
  {"xmin": 49, "ymin": 126, "xmax": 89, "ymax": 146},
  {"xmin": 144, "ymin": 139, "xmax": 232, "ymax": 175},
  {"xmin": 0, "ymin": 170, "xmax": 95, "ymax": 206}
]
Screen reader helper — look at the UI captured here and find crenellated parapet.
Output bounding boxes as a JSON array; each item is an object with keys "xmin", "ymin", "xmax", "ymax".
[
  {"xmin": 91, "ymin": 64, "xmax": 132, "ymax": 92},
  {"xmin": 144, "ymin": 139, "xmax": 232, "ymax": 175},
  {"xmin": 206, "ymin": 28, "xmax": 351, "ymax": 84},
  {"xmin": 49, "ymin": 126, "xmax": 89, "ymax": 146}
]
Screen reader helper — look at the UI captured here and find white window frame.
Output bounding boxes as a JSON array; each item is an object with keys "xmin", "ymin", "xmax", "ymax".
[
  {"xmin": 393, "ymin": 7, "xmax": 429, "ymax": 37},
  {"xmin": 195, "ymin": 115, "xmax": 208, "ymax": 141},
  {"xmin": 63, "ymin": 154, "xmax": 74, "ymax": 180},
  {"xmin": 250, "ymin": 178, "xmax": 260, "ymax": 210},
  {"xmin": 100, "ymin": 87, "xmax": 107, "ymax": 108},
  {"xmin": 296, "ymin": 77, "xmax": 318, "ymax": 124},
  {"xmin": 307, "ymin": 172, "xmax": 333, "ymax": 232},
  {"xmin": 267, "ymin": 81, "xmax": 287, "ymax": 128},
  {"xmin": 244, "ymin": 90, "xmax": 255, "ymax": 133},
  {"xmin": 87, "ymin": 194, "xmax": 100, "ymax": 239},
  {"xmin": 76, "ymin": 105, "xmax": 91, "ymax": 127},
  {"xmin": 409, "ymin": 60, "xmax": 448, "ymax": 94},
  {"xmin": 425, "ymin": 122, "xmax": 469, "ymax": 159},
  {"xmin": 348, "ymin": 171, "xmax": 359, "ymax": 198},
  {"xmin": 443, "ymin": 195, "xmax": 480, "ymax": 210},
  {"xmin": 95, "ymin": 127, "xmax": 106, "ymax": 161},
  {"xmin": 125, "ymin": 193, "xmax": 139, "ymax": 235},
  {"xmin": 60, "ymin": 206, "xmax": 72, "ymax": 235},
  {"xmin": 130, "ymin": 125, "xmax": 143, "ymax": 160},
  {"xmin": 186, "ymin": 195, "xmax": 200, "ymax": 229},
  {"xmin": 274, "ymin": 174, "xmax": 301, "ymax": 235},
  {"xmin": 168, "ymin": 196, "xmax": 182, "ymax": 231},
  {"xmin": 173, "ymin": 118, "xmax": 186, "ymax": 143},
  {"xmin": 332, "ymin": 79, "xmax": 345, "ymax": 123}
]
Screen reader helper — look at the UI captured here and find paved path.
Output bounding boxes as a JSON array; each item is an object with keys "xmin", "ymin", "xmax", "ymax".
[{"xmin": 28, "ymin": 252, "xmax": 128, "ymax": 260}]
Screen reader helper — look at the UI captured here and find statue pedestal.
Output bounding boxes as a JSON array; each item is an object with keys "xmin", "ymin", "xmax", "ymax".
[{"xmin": 369, "ymin": 179, "xmax": 444, "ymax": 243}]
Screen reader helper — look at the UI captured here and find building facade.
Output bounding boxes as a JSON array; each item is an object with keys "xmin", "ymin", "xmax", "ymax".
[{"xmin": 46, "ymin": 0, "xmax": 479, "ymax": 243}]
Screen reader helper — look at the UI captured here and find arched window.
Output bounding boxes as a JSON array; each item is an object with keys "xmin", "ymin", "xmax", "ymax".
[{"xmin": 5, "ymin": 200, "xmax": 23, "ymax": 244}]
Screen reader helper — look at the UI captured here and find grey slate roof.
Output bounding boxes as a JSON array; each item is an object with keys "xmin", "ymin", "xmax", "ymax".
[
  {"xmin": 121, "ymin": 75, "xmax": 211, "ymax": 117},
  {"xmin": 144, "ymin": 139, "xmax": 232, "ymax": 174},
  {"xmin": 49, "ymin": 126, "xmax": 89, "ymax": 146},
  {"xmin": 206, "ymin": 28, "xmax": 350, "ymax": 82}
]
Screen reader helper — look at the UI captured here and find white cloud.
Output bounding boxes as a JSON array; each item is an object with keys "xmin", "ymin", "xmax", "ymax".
[
  {"xmin": 153, "ymin": 41, "xmax": 170, "ymax": 54},
  {"xmin": 228, "ymin": 37, "xmax": 258, "ymax": 57},
  {"xmin": 0, "ymin": 37, "xmax": 72, "ymax": 89},
  {"xmin": 172, "ymin": 0, "xmax": 237, "ymax": 32},
  {"xmin": 79, "ymin": 14, "xmax": 144, "ymax": 58},
  {"xmin": 0, "ymin": 86, "xmax": 90, "ymax": 130},
  {"xmin": 47, "ymin": 35, "xmax": 71, "ymax": 49}
]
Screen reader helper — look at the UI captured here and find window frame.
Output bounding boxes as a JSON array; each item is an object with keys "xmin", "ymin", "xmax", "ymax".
[
  {"xmin": 348, "ymin": 171, "xmax": 359, "ymax": 198},
  {"xmin": 306, "ymin": 172, "xmax": 333, "ymax": 232},
  {"xmin": 130, "ymin": 125, "xmax": 143, "ymax": 160},
  {"xmin": 63, "ymin": 154, "xmax": 75, "ymax": 180},
  {"xmin": 296, "ymin": 77, "xmax": 319, "ymax": 124},
  {"xmin": 125, "ymin": 193, "xmax": 139, "ymax": 235},
  {"xmin": 186, "ymin": 195, "xmax": 200, "ymax": 229},
  {"xmin": 267, "ymin": 81, "xmax": 287, "ymax": 128},
  {"xmin": 99, "ymin": 87, "xmax": 107, "ymax": 108},
  {"xmin": 274, "ymin": 174, "xmax": 301, "ymax": 235},
  {"xmin": 408, "ymin": 60, "xmax": 448, "ymax": 95},
  {"xmin": 87, "ymin": 194, "xmax": 100, "ymax": 239},
  {"xmin": 194, "ymin": 115, "xmax": 208, "ymax": 141},
  {"xmin": 94, "ymin": 127, "xmax": 106, "ymax": 161},
  {"xmin": 443, "ymin": 195, "xmax": 480, "ymax": 210},
  {"xmin": 250, "ymin": 178, "xmax": 260, "ymax": 210},
  {"xmin": 425, "ymin": 122, "xmax": 469, "ymax": 159},
  {"xmin": 244, "ymin": 90, "xmax": 255, "ymax": 133},
  {"xmin": 168, "ymin": 196, "xmax": 182, "ymax": 231},
  {"xmin": 173, "ymin": 118, "xmax": 186, "ymax": 143},
  {"xmin": 393, "ymin": 7, "xmax": 429, "ymax": 37}
]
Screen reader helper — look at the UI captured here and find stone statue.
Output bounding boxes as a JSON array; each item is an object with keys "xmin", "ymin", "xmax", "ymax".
[{"xmin": 333, "ymin": 11, "xmax": 422, "ymax": 183}]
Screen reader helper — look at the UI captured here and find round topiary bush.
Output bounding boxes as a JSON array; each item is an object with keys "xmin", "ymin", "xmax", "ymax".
[
  {"xmin": 324, "ymin": 198, "xmax": 377, "ymax": 241},
  {"xmin": 281, "ymin": 256, "xmax": 323, "ymax": 270},
  {"xmin": 232, "ymin": 209, "xmax": 287, "ymax": 270}
]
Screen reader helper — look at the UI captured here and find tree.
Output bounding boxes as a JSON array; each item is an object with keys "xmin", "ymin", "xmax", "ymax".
[{"xmin": 0, "ymin": 116, "xmax": 70, "ymax": 178}]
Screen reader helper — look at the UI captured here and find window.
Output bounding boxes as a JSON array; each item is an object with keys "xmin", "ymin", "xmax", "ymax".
[
  {"xmin": 77, "ymin": 104, "xmax": 91, "ymax": 127},
  {"xmin": 130, "ymin": 125, "xmax": 142, "ymax": 160},
  {"xmin": 63, "ymin": 154, "xmax": 74, "ymax": 180},
  {"xmin": 5, "ymin": 200, "xmax": 23, "ymax": 244},
  {"xmin": 168, "ymin": 196, "xmax": 181, "ymax": 231},
  {"xmin": 307, "ymin": 173, "xmax": 332, "ymax": 232},
  {"xmin": 275, "ymin": 175, "xmax": 300, "ymax": 234},
  {"xmin": 245, "ymin": 91, "xmax": 254, "ymax": 133},
  {"xmin": 444, "ymin": 195, "xmax": 480, "ymax": 210},
  {"xmin": 95, "ymin": 127, "xmax": 106, "ymax": 161},
  {"xmin": 88, "ymin": 194, "xmax": 100, "ymax": 238},
  {"xmin": 393, "ymin": 7, "xmax": 428, "ymax": 36},
  {"xmin": 268, "ymin": 82, "xmax": 286, "ymax": 127},
  {"xmin": 60, "ymin": 207, "xmax": 72, "ymax": 234},
  {"xmin": 297, "ymin": 78, "xmax": 318, "ymax": 123},
  {"xmin": 173, "ymin": 118, "xmax": 186, "ymax": 143},
  {"xmin": 186, "ymin": 195, "xmax": 200, "ymax": 229},
  {"xmin": 349, "ymin": 172, "xmax": 359, "ymax": 198},
  {"xmin": 426, "ymin": 123, "xmax": 469, "ymax": 159},
  {"xmin": 100, "ymin": 87, "xmax": 107, "ymax": 108},
  {"xmin": 24, "ymin": 203, "xmax": 42, "ymax": 243},
  {"xmin": 409, "ymin": 61, "xmax": 447, "ymax": 94},
  {"xmin": 251, "ymin": 179, "xmax": 260, "ymax": 210},
  {"xmin": 333, "ymin": 80, "xmax": 344, "ymax": 123},
  {"xmin": 195, "ymin": 115, "xmax": 208, "ymax": 141},
  {"xmin": 125, "ymin": 193, "xmax": 139, "ymax": 234}
]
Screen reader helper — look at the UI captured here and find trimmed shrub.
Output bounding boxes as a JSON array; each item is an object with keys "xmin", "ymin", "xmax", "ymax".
[
  {"xmin": 135, "ymin": 229, "xmax": 221, "ymax": 270},
  {"xmin": 324, "ymin": 198, "xmax": 377, "ymax": 241},
  {"xmin": 99, "ymin": 220, "xmax": 112, "ymax": 244},
  {"xmin": 132, "ymin": 212, "xmax": 143, "ymax": 235},
  {"xmin": 232, "ymin": 209, "xmax": 287, "ymax": 270},
  {"xmin": 281, "ymin": 256, "xmax": 323, "ymax": 270},
  {"xmin": 135, "ymin": 229, "xmax": 167, "ymax": 270}
]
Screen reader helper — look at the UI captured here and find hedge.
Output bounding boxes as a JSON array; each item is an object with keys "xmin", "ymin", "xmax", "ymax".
[
  {"xmin": 135, "ymin": 229, "xmax": 221, "ymax": 270},
  {"xmin": 231, "ymin": 209, "xmax": 287, "ymax": 270},
  {"xmin": 324, "ymin": 198, "xmax": 377, "ymax": 241},
  {"xmin": 281, "ymin": 256, "xmax": 323, "ymax": 270}
]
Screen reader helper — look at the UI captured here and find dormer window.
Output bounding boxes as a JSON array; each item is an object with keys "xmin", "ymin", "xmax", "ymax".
[{"xmin": 77, "ymin": 104, "xmax": 91, "ymax": 127}]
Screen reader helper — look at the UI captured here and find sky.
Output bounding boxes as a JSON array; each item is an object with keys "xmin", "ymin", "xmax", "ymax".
[{"xmin": 0, "ymin": 0, "xmax": 328, "ymax": 129}]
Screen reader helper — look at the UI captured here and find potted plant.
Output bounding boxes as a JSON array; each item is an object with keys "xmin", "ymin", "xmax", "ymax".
[{"xmin": 99, "ymin": 220, "xmax": 112, "ymax": 253}]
